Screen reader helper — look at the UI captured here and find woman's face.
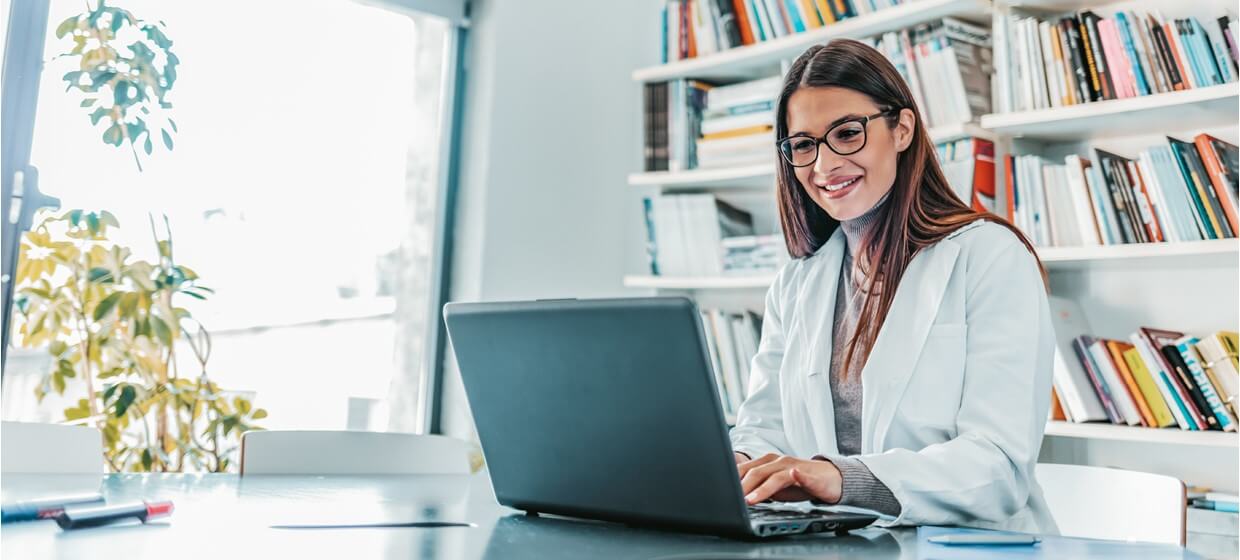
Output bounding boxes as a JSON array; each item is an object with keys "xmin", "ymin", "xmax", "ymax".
[{"xmin": 784, "ymin": 86, "xmax": 914, "ymax": 221}]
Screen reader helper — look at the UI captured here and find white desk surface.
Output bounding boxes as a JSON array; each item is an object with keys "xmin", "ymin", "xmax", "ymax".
[{"xmin": 0, "ymin": 472, "xmax": 1202, "ymax": 559}]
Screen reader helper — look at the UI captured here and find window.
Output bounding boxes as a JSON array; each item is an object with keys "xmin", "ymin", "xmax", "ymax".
[{"xmin": 3, "ymin": 0, "xmax": 460, "ymax": 439}]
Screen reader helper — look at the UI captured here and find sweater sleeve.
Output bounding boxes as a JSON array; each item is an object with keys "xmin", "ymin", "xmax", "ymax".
[{"xmin": 814, "ymin": 454, "xmax": 902, "ymax": 517}]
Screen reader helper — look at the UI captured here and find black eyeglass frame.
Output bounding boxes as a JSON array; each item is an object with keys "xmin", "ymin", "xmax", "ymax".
[{"xmin": 776, "ymin": 107, "xmax": 902, "ymax": 167}]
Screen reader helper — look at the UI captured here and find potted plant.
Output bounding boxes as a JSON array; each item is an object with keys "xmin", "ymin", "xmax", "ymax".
[{"xmin": 13, "ymin": 211, "xmax": 266, "ymax": 472}]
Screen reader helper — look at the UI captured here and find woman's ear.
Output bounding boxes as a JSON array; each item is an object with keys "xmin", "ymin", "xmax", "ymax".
[{"xmin": 893, "ymin": 108, "xmax": 915, "ymax": 152}]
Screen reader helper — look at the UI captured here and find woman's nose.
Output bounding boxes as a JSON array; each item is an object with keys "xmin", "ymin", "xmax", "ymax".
[{"xmin": 812, "ymin": 143, "xmax": 840, "ymax": 179}]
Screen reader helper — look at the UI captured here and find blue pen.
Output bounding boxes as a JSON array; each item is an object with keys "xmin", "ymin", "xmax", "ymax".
[
  {"xmin": 928, "ymin": 534, "xmax": 1041, "ymax": 546},
  {"xmin": 1, "ymin": 493, "xmax": 105, "ymax": 523}
]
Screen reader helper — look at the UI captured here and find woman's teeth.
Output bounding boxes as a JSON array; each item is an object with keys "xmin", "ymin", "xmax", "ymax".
[{"xmin": 825, "ymin": 177, "xmax": 860, "ymax": 192}]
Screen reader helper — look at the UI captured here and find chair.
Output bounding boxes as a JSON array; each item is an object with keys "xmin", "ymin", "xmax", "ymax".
[
  {"xmin": 239, "ymin": 430, "xmax": 472, "ymax": 475},
  {"xmin": 1036, "ymin": 462, "xmax": 1186, "ymax": 545},
  {"xmin": 1, "ymin": 421, "xmax": 104, "ymax": 473}
]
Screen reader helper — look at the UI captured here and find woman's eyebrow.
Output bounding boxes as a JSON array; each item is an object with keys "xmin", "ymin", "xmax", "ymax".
[{"xmin": 790, "ymin": 113, "xmax": 865, "ymax": 136}]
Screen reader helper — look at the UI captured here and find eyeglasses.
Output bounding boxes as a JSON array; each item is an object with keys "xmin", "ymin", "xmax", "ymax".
[{"xmin": 776, "ymin": 108, "xmax": 900, "ymax": 167}]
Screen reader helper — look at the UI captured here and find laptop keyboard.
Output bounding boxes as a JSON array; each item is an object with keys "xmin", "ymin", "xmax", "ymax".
[{"xmin": 747, "ymin": 505, "xmax": 827, "ymax": 521}]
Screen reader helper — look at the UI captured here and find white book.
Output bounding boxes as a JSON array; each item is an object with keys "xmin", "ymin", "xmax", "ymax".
[
  {"xmin": 942, "ymin": 45, "xmax": 974, "ymax": 123},
  {"xmin": 700, "ymin": 310, "xmax": 732, "ymax": 415},
  {"xmin": 743, "ymin": 0, "xmax": 763, "ymax": 43},
  {"xmin": 899, "ymin": 31, "xmax": 929, "ymax": 122},
  {"xmin": 1089, "ymin": 341, "xmax": 1143, "ymax": 426},
  {"xmin": 707, "ymin": 76, "xmax": 782, "ymax": 110},
  {"xmin": 1028, "ymin": 18, "xmax": 1050, "ymax": 110},
  {"xmin": 1039, "ymin": 21, "xmax": 1063, "ymax": 108},
  {"xmin": 1151, "ymin": 146, "xmax": 1207, "ymax": 240},
  {"xmin": 1135, "ymin": 151, "xmax": 1180, "ymax": 242},
  {"xmin": 1130, "ymin": 333, "xmax": 1192, "ymax": 430},
  {"xmin": 700, "ymin": 111, "xmax": 774, "ymax": 135},
  {"xmin": 1032, "ymin": 157, "xmax": 1052, "ymax": 246},
  {"xmin": 697, "ymin": 151, "xmax": 771, "ymax": 168},
  {"xmin": 729, "ymin": 314, "xmax": 752, "ymax": 397},
  {"xmin": 710, "ymin": 310, "xmax": 744, "ymax": 412},
  {"xmin": 1054, "ymin": 165, "xmax": 1083, "ymax": 246},
  {"xmin": 1187, "ymin": 506, "xmax": 1239, "ymax": 538},
  {"xmin": 691, "ymin": 0, "xmax": 718, "ymax": 56},
  {"xmin": 1063, "ymin": 155, "xmax": 1102, "ymax": 246},
  {"xmin": 753, "ymin": 0, "xmax": 776, "ymax": 43},
  {"xmin": 697, "ymin": 133, "xmax": 774, "ymax": 155},
  {"xmin": 1041, "ymin": 163, "xmax": 1065, "ymax": 246},
  {"xmin": 993, "ymin": 15, "xmax": 1012, "ymax": 113},
  {"xmin": 1084, "ymin": 161, "xmax": 1122, "ymax": 245},
  {"xmin": 761, "ymin": 0, "xmax": 787, "ymax": 38},
  {"xmin": 652, "ymin": 196, "xmax": 687, "ymax": 276},
  {"xmin": 1047, "ymin": 296, "xmax": 1109, "ymax": 422}
]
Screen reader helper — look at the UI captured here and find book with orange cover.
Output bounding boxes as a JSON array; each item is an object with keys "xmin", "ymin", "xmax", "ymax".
[
  {"xmin": 732, "ymin": 0, "xmax": 756, "ymax": 45},
  {"xmin": 1050, "ymin": 387, "xmax": 1068, "ymax": 421},
  {"xmin": 1106, "ymin": 339, "xmax": 1155, "ymax": 427},
  {"xmin": 1004, "ymin": 154, "xmax": 1016, "ymax": 222},
  {"xmin": 1194, "ymin": 133, "xmax": 1240, "ymax": 235},
  {"xmin": 700, "ymin": 124, "xmax": 773, "ymax": 141},
  {"xmin": 1121, "ymin": 346, "xmax": 1177, "ymax": 427}
]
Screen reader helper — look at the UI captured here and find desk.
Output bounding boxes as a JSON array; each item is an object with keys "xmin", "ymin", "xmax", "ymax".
[{"xmin": 1, "ymin": 473, "xmax": 1202, "ymax": 559}]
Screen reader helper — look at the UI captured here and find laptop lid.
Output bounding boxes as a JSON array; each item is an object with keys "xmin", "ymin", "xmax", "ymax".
[{"xmin": 443, "ymin": 297, "xmax": 752, "ymax": 534}]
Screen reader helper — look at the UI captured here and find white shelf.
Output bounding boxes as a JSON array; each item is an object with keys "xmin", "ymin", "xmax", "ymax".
[
  {"xmin": 626, "ymin": 240, "xmax": 1237, "ymax": 291},
  {"xmin": 980, "ymin": 84, "xmax": 1240, "ymax": 142},
  {"xmin": 628, "ymin": 123, "xmax": 992, "ymax": 189},
  {"xmin": 632, "ymin": 0, "xmax": 992, "ymax": 83},
  {"xmin": 1044, "ymin": 421, "xmax": 1239, "ymax": 448},
  {"xmin": 1038, "ymin": 239, "xmax": 1239, "ymax": 270},
  {"xmin": 624, "ymin": 274, "xmax": 776, "ymax": 290}
]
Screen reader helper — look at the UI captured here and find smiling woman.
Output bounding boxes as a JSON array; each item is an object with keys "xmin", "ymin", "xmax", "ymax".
[{"xmin": 730, "ymin": 39, "xmax": 1059, "ymax": 533}]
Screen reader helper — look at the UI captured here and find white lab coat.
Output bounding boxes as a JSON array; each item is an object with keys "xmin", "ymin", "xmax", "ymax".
[{"xmin": 730, "ymin": 219, "xmax": 1058, "ymax": 534}]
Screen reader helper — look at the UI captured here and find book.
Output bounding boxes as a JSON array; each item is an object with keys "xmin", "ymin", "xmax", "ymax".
[
  {"xmin": 1106, "ymin": 340, "xmax": 1153, "ymax": 426},
  {"xmin": 1075, "ymin": 335, "xmax": 1123, "ymax": 423},
  {"xmin": 1169, "ymin": 136, "xmax": 1234, "ymax": 238},
  {"xmin": 1140, "ymin": 327, "xmax": 1211, "ymax": 430},
  {"xmin": 1196, "ymin": 332, "xmax": 1240, "ymax": 417},
  {"xmin": 1194, "ymin": 134, "xmax": 1240, "ymax": 235},
  {"xmin": 1048, "ymin": 297, "xmax": 1109, "ymax": 422},
  {"xmin": 1154, "ymin": 332, "xmax": 1222, "ymax": 430},
  {"xmin": 1121, "ymin": 346, "xmax": 1176, "ymax": 428},
  {"xmin": 1176, "ymin": 337, "xmax": 1239, "ymax": 431},
  {"xmin": 1131, "ymin": 333, "xmax": 1196, "ymax": 430}
]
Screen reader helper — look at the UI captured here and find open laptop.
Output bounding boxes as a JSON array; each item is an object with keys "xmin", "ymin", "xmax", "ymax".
[{"xmin": 442, "ymin": 296, "xmax": 877, "ymax": 538}]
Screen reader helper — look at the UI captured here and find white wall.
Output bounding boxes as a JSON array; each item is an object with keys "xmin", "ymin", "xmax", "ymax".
[{"xmin": 442, "ymin": 0, "xmax": 664, "ymax": 438}]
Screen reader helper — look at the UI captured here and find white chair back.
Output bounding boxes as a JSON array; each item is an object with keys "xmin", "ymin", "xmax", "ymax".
[
  {"xmin": 1, "ymin": 421, "xmax": 104, "ymax": 473},
  {"xmin": 239, "ymin": 430, "xmax": 471, "ymax": 475},
  {"xmin": 1037, "ymin": 462, "xmax": 1185, "ymax": 545}
]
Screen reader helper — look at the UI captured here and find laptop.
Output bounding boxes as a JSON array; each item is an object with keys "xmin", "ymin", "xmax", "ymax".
[{"xmin": 442, "ymin": 296, "xmax": 877, "ymax": 538}]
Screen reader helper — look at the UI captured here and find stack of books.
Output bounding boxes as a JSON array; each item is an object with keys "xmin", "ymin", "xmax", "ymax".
[
  {"xmin": 661, "ymin": 0, "xmax": 914, "ymax": 63},
  {"xmin": 722, "ymin": 234, "xmax": 786, "ymax": 275},
  {"xmin": 642, "ymin": 194, "xmax": 756, "ymax": 276},
  {"xmin": 698, "ymin": 77, "xmax": 779, "ymax": 168},
  {"xmin": 996, "ymin": 10, "xmax": 1238, "ymax": 113},
  {"xmin": 699, "ymin": 307, "xmax": 763, "ymax": 418},
  {"xmin": 936, "ymin": 137, "xmax": 997, "ymax": 213},
  {"xmin": 870, "ymin": 18, "xmax": 994, "ymax": 128},
  {"xmin": 1004, "ymin": 133, "xmax": 1238, "ymax": 247},
  {"xmin": 1187, "ymin": 489, "xmax": 1239, "ymax": 559},
  {"xmin": 643, "ymin": 80, "xmax": 712, "ymax": 171},
  {"xmin": 1050, "ymin": 297, "xmax": 1239, "ymax": 432}
]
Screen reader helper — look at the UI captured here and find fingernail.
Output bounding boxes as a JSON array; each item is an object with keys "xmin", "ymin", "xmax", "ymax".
[{"xmin": 745, "ymin": 493, "xmax": 756, "ymax": 502}]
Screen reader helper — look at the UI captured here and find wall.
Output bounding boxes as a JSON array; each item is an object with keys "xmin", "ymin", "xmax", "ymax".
[{"xmin": 442, "ymin": 0, "xmax": 664, "ymax": 438}]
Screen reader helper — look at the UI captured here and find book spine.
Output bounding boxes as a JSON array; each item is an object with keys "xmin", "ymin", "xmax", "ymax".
[
  {"xmin": 1122, "ymin": 347, "xmax": 1175, "ymax": 427},
  {"xmin": 1195, "ymin": 134, "xmax": 1240, "ymax": 235},
  {"xmin": 1089, "ymin": 340, "xmax": 1141, "ymax": 425},
  {"xmin": 1127, "ymin": 160, "xmax": 1164, "ymax": 242},
  {"xmin": 1074, "ymin": 336, "xmax": 1122, "ymax": 423},
  {"xmin": 1151, "ymin": 16, "xmax": 1185, "ymax": 90},
  {"xmin": 1098, "ymin": 156, "xmax": 1137, "ymax": 243},
  {"xmin": 1083, "ymin": 13, "xmax": 1115, "ymax": 99},
  {"xmin": 1107, "ymin": 341, "xmax": 1154, "ymax": 426},
  {"xmin": 1176, "ymin": 338, "xmax": 1238, "ymax": 432},
  {"xmin": 1161, "ymin": 344, "xmax": 1221, "ymax": 430},
  {"xmin": 1116, "ymin": 13, "xmax": 1150, "ymax": 96},
  {"xmin": 1131, "ymin": 334, "xmax": 1194, "ymax": 430},
  {"xmin": 642, "ymin": 197, "xmax": 660, "ymax": 275},
  {"xmin": 1140, "ymin": 330, "xmax": 1206, "ymax": 430}
]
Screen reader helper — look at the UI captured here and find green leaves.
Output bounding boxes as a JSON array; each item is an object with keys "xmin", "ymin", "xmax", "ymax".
[
  {"xmin": 56, "ymin": 2, "xmax": 177, "ymax": 168},
  {"xmin": 93, "ymin": 292, "xmax": 124, "ymax": 320}
]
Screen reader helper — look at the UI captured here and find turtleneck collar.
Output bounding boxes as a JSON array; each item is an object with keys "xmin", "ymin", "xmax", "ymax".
[{"xmin": 840, "ymin": 189, "xmax": 892, "ymax": 254}]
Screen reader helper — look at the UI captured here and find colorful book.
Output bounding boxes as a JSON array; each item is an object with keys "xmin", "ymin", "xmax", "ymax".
[
  {"xmin": 1194, "ymin": 134, "xmax": 1240, "ymax": 236},
  {"xmin": 1075, "ymin": 335, "xmax": 1123, "ymax": 423},
  {"xmin": 1107, "ymin": 340, "xmax": 1155, "ymax": 426},
  {"xmin": 1167, "ymin": 136, "xmax": 1230, "ymax": 239},
  {"xmin": 1122, "ymin": 346, "xmax": 1177, "ymax": 428},
  {"xmin": 1131, "ymin": 333, "xmax": 1196, "ymax": 430},
  {"xmin": 1195, "ymin": 332, "xmax": 1239, "ymax": 417},
  {"xmin": 1175, "ymin": 337, "xmax": 1238, "ymax": 432},
  {"xmin": 1142, "ymin": 327, "xmax": 1213, "ymax": 430},
  {"xmin": 1089, "ymin": 339, "xmax": 1143, "ymax": 425}
]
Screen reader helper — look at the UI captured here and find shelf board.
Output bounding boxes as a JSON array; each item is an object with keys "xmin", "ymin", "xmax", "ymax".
[
  {"xmin": 632, "ymin": 0, "xmax": 992, "ymax": 83},
  {"xmin": 627, "ymin": 123, "xmax": 991, "ymax": 189},
  {"xmin": 980, "ymin": 84, "xmax": 1240, "ymax": 142},
  {"xmin": 624, "ymin": 274, "xmax": 776, "ymax": 290},
  {"xmin": 626, "ymin": 240, "xmax": 1237, "ymax": 291},
  {"xmin": 1044, "ymin": 421, "xmax": 1239, "ymax": 448},
  {"xmin": 1037, "ymin": 239, "xmax": 1239, "ymax": 271}
]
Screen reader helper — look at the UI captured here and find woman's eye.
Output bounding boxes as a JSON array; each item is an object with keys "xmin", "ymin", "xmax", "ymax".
[
  {"xmin": 835, "ymin": 129, "xmax": 861, "ymax": 140},
  {"xmin": 791, "ymin": 140, "xmax": 815, "ymax": 152}
]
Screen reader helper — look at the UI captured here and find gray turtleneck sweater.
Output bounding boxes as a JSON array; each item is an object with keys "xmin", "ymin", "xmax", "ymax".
[{"xmin": 814, "ymin": 194, "xmax": 903, "ymax": 517}]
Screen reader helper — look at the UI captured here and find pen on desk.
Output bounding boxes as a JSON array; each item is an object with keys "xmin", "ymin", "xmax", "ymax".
[
  {"xmin": 54, "ymin": 500, "xmax": 174, "ymax": 530},
  {"xmin": 0, "ymin": 493, "xmax": 106, "ymax": 523},
  {"xmin": 928, "ymin": 534, "xmax": 1041, "ymax": 546}
]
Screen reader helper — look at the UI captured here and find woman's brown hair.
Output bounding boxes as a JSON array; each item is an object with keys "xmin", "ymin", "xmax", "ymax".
[{"xmin": 774, "ymin": 38, "xmax": 1045, "ymax": 379}]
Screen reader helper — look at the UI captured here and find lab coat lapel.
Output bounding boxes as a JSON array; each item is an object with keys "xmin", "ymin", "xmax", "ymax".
[
  {"xmin": 799, "ymin": 228, "xmax": 845, "ymax": 453},
  {"xmin": 861, "ymin": 240, "xmax": 961, "ymax": 453}
]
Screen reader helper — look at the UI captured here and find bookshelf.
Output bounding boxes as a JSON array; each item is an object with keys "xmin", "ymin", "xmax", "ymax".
[
  {"xmin": 629, "ymin": 0, "xmax": 1240, "ymax": 498},
  {"xmin": 632, "ymin": 0, "xmax": 991, "ymax": 83},
  {"xmin": 980, "ymin": 83, "xmax": 1240, "ymax": 141}
]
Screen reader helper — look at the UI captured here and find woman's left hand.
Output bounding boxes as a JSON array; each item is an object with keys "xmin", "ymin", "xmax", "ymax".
[{"xmin": 737, "ymin": 453, "xmax": 844, "ymax": 506}]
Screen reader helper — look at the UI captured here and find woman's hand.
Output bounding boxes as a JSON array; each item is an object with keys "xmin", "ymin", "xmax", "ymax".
[{"xmin": 736, "ymin": 453, "xmax": 844, "ymax": 506}]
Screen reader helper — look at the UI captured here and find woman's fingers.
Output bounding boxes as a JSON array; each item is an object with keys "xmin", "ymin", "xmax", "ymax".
[
  {"xmin": 740, "ymin": 456, "xmax": 796, "ymax": 495},
  {"xmin": 736, "ymin": 452, "xmax": 780, "ymax": 479},
  {"xmin": 744, "ymin": 468, "xmax": 795, "ymax": 505}
]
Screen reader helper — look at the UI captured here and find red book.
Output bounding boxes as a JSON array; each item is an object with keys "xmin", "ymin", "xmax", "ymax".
[
  {"xmin": 1004, "ymin": 154, "xmax": 1016, "ymax": 222},
  {"xmin": 971, "ymin": 139, "xmax": 997, "ymax": 213},
  {"xmin": 1194, "ymin": 133, "xmax": 1240, "ymax": 235},
  {"xmin": 1127, "ymin": 160, "xmax": 1165, "ymax": 242}
]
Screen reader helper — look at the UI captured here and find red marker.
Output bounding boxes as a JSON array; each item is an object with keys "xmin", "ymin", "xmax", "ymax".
[{"xmin": 54, "ymin": 500, "xmax": 174, "ymax": 530}]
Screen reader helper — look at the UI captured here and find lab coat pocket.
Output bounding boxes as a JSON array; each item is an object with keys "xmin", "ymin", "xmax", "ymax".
[{"xmin": 899, "ymin": 324, "xmax": 967, "ymax": 430}]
